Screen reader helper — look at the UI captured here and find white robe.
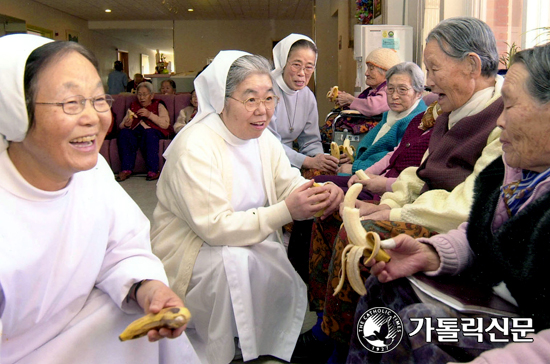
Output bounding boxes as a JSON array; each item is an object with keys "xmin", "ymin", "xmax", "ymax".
[
  {"xmin": 0, "ymin": 151, "xmax": 200, "ymax": 364},
  {"xmin": 184, "ymin": 137, "xmax": 307, "ymax": 364}
]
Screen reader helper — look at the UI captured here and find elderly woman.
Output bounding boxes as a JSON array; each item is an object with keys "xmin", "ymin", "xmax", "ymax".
[
  {"xmin": 150, "ymin": 51, "xmax": 343, "ymax": 364},
  {"xmin": 336, "ymin": 61, "xmax": 427, "ymax": 175},
  {"xmin": 174, "ymin": 89, "xmax": 198, "ymax": 133},
  {"xmin": 117, "ymin": 81, "xmax": 173, "ymax": 181},
  {"xmin": 160, "ymin": 79, "xmax": 177, "ymax": 95},
  {"xmin": 269, "ymin": 33, "xmax": 339, "ymax": 173},
  {"xmin": 0, "ymin": 34, "xmax": 199, "ymax": 363},
  {"xmin": 336, "ymin": 47, "xmax": 402, "ymax": 116},
  {"xmin": 348, "ymin": 42, "xmax": 550, "ymax": 364},
  {"xmin": 300, "ymin": 17, "xmax": 505, "ymax": 363}
]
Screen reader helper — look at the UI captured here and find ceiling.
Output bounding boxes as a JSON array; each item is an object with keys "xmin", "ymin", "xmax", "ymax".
[
  {"xmin": 34, "ymin": 0, "xmax": 313, "ymax": 21},
  {"xmin": 33, "ymin": 0, "xmax": 312, "ymax": 53}
]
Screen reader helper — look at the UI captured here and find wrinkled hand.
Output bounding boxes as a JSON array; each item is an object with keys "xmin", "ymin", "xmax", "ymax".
[
  {"xmin": 285, "ymin": 180, "xmax": 329, "ymax": 220},
  {"xmin": 136, "ymin": 108, "xmax": 152, "ymax": 119},
  {"xmin": 337, "ymin": 163, "xmax": 353, "ymax": 175},
  {"xmin": 339, "ymin": 153, "xmax": 351, "ymax": 165},
  {"xmin": 352, "ymin": 175, "xmax": 389, "ymax": 196},
  {"xmin": 336, "ymin": 90, "xmax": 355, "ymax": 107},
  {"xmin": 367, "ymin": 234, "xmax": 441, "ymax": 283},
  {"xmin": 123, "ymin": 109, "xmax": 135, "ymax": 127},
  {"xmin": 135, "ymin": 280, "xmax": 186, "ymax": 342},
  {"xmin": 316, "ymin": 183, "xmax": 344, "ymax": 220},
  {"xmin": 303, "ymin": 154, "xmax": 338, "ymax": 173}
]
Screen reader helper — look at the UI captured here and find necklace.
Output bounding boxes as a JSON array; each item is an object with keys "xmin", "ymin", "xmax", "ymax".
[{"xmin": 284, "ymin": 92, "xmax": 299, "ymax": 133}]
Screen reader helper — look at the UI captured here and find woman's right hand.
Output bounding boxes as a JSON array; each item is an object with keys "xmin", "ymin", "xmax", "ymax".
[
  {"xmin": 348, "ymin": 173, "xmax": 388, "ymax": 195},
  {"xmin": 336, "ymin": 90, "xmax": 355, "ymax": 107},
  {"xmin": 368, "ymin": 234, "xmax": 441, "ymax": 283},
  {"xmin": 285, "ymin": 180, "xmax": 331, "ymax": 220},
  {"xmin": 303, "ymin": 154, "xmax": 338, "ymax": 173},
  {"xmin": 123, "ymin": 109, "xmax": 134, "ymax": 127}
]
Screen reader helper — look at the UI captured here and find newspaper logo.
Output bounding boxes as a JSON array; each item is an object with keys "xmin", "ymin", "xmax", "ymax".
[{"xmin": 357, "ymin": 307, "xmax": 403, "ymax": 353}]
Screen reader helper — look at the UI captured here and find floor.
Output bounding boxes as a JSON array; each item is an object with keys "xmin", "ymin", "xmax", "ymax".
[{"xmin": 119, "ymin": 174, "xmax": 317, "ymax": 364}]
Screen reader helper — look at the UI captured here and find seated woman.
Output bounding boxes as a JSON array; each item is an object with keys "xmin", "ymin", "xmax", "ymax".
[
  {"xmin": 269, "ymin": 33, "xmax": 339, "ymax": 174},
  {"xmin": 174, "ymin": 89, "xmax": 197, "ymax": 133},
  {"xmin": 160, "ymin": 79, "xmax": 176, "ymax": 95},
  {"xmin": 320, "ymin": 48, "xmax": 402, "ymax": 147},
  {"xmin": 0, "ymin": 34, "xmax": 199, "ymax": 364},
  {"xmin": 150, "ymin": 51, "xmax": 343, "ymax": 364},
  {"xmin": 304, "ymin": 17, "xmax": 505, "ymax": 363},
  {"xmin": 336, "ymin": 61, "xmax": 427, "ymax": 175},
  {"xmin": 348, "ymin": 42, "xmax": 550, "ymax": 364},
  {"xmin": 117, "ymin": 81, "xmax": 173, "ymax": 182}
]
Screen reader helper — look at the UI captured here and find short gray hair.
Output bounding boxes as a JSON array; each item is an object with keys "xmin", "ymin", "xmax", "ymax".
[
  {"xmin": 136, "ymin": 81, "xmax": 153, "ymax": 94},
  {"xmin": 225, "ymin": 55, "xmax": 272, "ymax": 99},
  {"xmin": 386, "ymin": 62, "xmax": 425, "ymax": 93},
  {"xmin": 512, "ymin": 43, "xmax": 550, "ymax": 104},
  {"xmin": 426, "ymin": 17, "xmax": 499, "ymax": 77}
]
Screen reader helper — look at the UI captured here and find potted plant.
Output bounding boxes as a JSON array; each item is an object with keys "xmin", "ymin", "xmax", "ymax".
[{"xmin": 498, "ymin": 42, "xmax": 520, "ymax": 75}]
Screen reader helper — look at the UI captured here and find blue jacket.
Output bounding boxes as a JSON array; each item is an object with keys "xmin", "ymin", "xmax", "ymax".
[{"xmin": 351, "ymin": 99, "xmax": 427, "ymax": 174}]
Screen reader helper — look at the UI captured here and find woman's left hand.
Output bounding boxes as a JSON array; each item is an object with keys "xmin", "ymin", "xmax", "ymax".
[
  {"xmin": 135, "ymin": 280, "xmax": 187, "ymax": 342},
  {"xmin": 136, "ymin": 108, "xmax": 152, "ymax": 119},
  {"xmin": 337, "ymin": 163, "xmax": 353, "ymax": 175}
]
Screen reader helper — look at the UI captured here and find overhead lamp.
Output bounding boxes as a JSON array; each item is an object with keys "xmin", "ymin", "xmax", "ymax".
[
  {"xmin": 188, "ymin": 8, "xmax": 194, "ymax": 12},
  {"xmin": 105, "ymin": 9, "xmax": 112, "ymax": 13}
]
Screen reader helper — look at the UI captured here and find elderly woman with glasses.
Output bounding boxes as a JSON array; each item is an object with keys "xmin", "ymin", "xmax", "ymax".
[
  {"xmin": 0, "ymin": 34, "xmax": 199, "ymax": 364},
  {"xmin": 150, "ymin": 51, "xmax": 343, "ymax": 364},
  {"xmin": 269, "ymin": 33, "xmax": 339, "ymax": 174},
  {"xmin": 336, "ymin": 61, "xmax": 427, "ymax": 176},
  {"xmin": 117, "ymin": 81, "xmax": 173, "ymax": 181}
]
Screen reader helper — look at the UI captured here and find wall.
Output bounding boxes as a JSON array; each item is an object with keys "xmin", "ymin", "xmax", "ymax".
[
  {"xmin": 0, "ymin": 0, "xmax": 156, "ymax": 89},
  {"xmin": 172, "ymin": 19, "xmax": 312, "ymax": 75}
]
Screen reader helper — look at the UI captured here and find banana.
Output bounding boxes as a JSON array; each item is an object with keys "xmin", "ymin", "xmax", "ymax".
[
  {"xmin": 119, "ymin": 307, "xmax": 191, "ymax": 341},
  {"xmin": 312, "ymin": 182, "xmax": 327, "ymax": 218},
  {"xmin": 330, "ymin": 142, "xmax": 340, "ymax": 159},
  {"xmin": 333, "ymin": 183, "xmax": 391, "ymax": 296},
  {"xmin": 326, "ymin": 85, "xmax": 339, "ymax": 102},
  {"xmin": 355, "ymin": 169, "xmax": 369, "ymax": 180},
  {"xmin": 127, "ymin": 109, "xmax": 137, "ymax": 119}
]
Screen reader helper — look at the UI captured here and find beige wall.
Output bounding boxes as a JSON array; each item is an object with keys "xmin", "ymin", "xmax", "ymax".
[
  {"xmin": 173, "ymin": 19, "xmax": 312, "ymax": 75},
  {"xmin": 0, "ymin": 0, "xmax": 157, "ymax": 89}
]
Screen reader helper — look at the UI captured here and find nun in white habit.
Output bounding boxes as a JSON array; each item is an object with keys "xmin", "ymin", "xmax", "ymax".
[
  {"xmin": 268, "ymin": 33, "xmax": 339, "ymax": 173},
  {"xmin": 151, "ymin": 51, "xmax": 343, "ymax": 364},
  {"xmin": 0, "ymin": 34, "xmax": 199, "ymax": 364}
]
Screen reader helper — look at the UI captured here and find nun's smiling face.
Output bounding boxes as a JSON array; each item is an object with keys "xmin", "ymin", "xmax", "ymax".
[{"xmin": 221, "ymin": 73, "xmax": 276, "ymax": 140}]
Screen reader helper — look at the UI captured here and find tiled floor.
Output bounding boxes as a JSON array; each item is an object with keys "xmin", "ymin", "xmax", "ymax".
[{"xmin": 119, "ymin": 174, "xmax": 317, "ymax": 364}]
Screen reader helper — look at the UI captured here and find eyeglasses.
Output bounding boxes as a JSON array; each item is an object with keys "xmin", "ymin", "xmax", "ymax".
[
  {"xmin": 228, "ymin": 95, "xmax": 279, "ymax": 112},
  {"xmin": 386, "ymin": 86, "xmax": 413, "ymax": 96},
  {"xmin": 35, "ymin": 94, "xmax": 113, "ymax": 115},
  {"xmin": 288, "ymin": 62, "xmax": 315, "ymax": 75},
  {"xmin": 137, "ymin": 93, "xmax": 151, "ymax": 97}
]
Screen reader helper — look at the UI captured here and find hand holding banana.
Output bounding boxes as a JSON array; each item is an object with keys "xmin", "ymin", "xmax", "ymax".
[
  {"xmin": 326, "ymin": 85, "xmax": 339, "ymax": 103},
  {"xmin": 330, "ymin": 138, "xmax": 355, "ymax": 164},
  {"xmin": 333, "ymin": 183, "xmax": 392, "ymax": 296},
  {"xmin": 119, "ymin": 307, "xmax": 191, "ymax": 341}
]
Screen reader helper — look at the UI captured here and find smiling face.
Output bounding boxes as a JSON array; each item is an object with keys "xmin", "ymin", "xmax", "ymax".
[
  {"xmin": 10, "ymin": 51, "xmax": 110, "ymax": 190},
  {"xmin": 497, "ymin": 63, "xmax": 550, "ymax": 172},
  {"xmin": 220, "ymin": 73, "xmax": 275, "ymax": 140},
  {"xmin": 386, "ymin": 73, "xmax": 420, "ymax": 113},
  {"xmin": 160, "ymin": 80, "xmax": 175, "ymax": 95},
  {"xmin": 423, "ymin": 40, "xmax": 477, "ymax": 113},
  {"xmin": 282, "ymin": 47, "xmax": 316, "ymax": 91}
]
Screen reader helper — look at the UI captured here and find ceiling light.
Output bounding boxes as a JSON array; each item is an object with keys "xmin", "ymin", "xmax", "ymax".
[
  {"xmin": 105, "ymin": 9, "xmax": 111, "ymax": 13},
  {"xmin": 188, "ymin": 8, "xmax": 194, "ymax": 12}
]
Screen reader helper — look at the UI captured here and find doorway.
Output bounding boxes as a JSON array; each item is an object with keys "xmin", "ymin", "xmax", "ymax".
[{"xmin": 117, "ymin": 50, "xmax": 129, "ymax": 79}]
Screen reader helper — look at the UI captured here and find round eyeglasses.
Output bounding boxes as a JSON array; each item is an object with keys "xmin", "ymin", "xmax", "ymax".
[
  {"xmin": 288, "ymin": 62, "xmax": 315, "ymax": 75},
  {"xmin": 386, "ymin": 86, "xmax": 413, "ymax": 96},
  {"xmin": 228, "ymin": 95, "xmax": 280, "ymax": 112},
  {"xmin": 35, "ymin": 94, "xmax": 114, "ymax": 115}
]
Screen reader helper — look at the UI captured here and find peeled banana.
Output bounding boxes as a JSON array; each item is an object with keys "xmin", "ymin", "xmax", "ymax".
[
  {"xmin": 333, "ymin": 183, "xmax": 391, "ymax": 296},
  {"xmin": 326, "ymin": 85, "xmax": 339, "ymax": 102},
  {"xmin": 330, "ymin": 139, "xmax": 355, "ymax": 162},
  {"xmin": 119, "ymin": 307, "xmax": 191, "ymax": 341},
  {"xmin": 127, "ymin": 109, "xmax": 136, "ymax": 119},
  {"xmin": 355, "ymin": 169, "xmax": 370, "ymax": 180},
  {"xmin": 312, "ymin": 182, "xmax": 327, "ymax": 218}
]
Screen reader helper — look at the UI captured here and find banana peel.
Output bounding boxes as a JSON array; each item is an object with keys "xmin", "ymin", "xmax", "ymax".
[
  {"xmin": 119, "ymin": 307, "xmax": 191, "ymax": 341},
  {"xmin": 334, "ymin": 183, "xmax": 391, "ymax": 296},
  {"xmin": 331, "ymin": 139, "xmax": 355, "ymax": 162}
]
